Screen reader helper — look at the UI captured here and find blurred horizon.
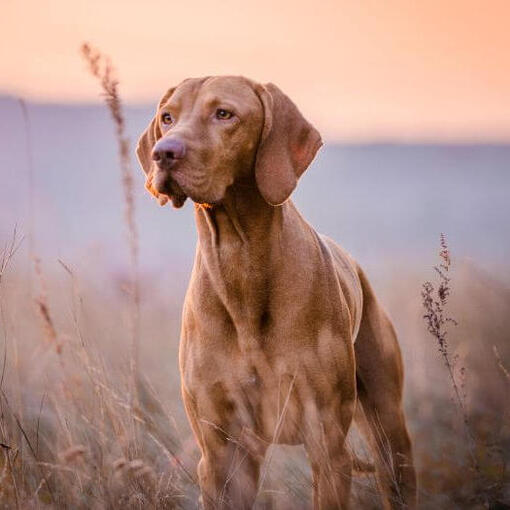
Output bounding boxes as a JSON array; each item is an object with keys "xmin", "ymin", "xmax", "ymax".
[
  {"xmin": 6, "ymin": 92, "xmax": 510, "ymax": 145},
  {"xmin": 1, "ymin": 95, "xmax": 509, "ymax": 298}
]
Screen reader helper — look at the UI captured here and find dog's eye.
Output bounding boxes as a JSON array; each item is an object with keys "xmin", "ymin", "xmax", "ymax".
[
  {"xmin": 161, "ymin": 112, "xmax": 173, "ymax": 125},
  {"xmin": 215, "ymin": 109, "xmax": 233, "ymax": 120}
]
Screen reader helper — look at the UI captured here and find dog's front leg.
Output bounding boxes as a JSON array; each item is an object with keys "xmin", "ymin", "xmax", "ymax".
[
  {"xmin": 197, "ymin": 442, "xmax": 262, "ymax": 510},
  {"xmin": 305, "ymin": 422, "xmax": 353, "ymax": 510},
  {"xmin": 182, "ymin": 388, "xmax": 264, "ymax": 509}
]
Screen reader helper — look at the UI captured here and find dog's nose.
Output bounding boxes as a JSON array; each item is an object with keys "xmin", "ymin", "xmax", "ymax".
[{"xmin": 152, "ymin": 138, "xmax": 186, "ymax": 166}]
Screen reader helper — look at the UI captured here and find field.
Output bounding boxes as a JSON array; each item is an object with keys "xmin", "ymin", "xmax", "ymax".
[{"xmin": 1, "ymin": 238, "xmax": 510, "ymax": 509}]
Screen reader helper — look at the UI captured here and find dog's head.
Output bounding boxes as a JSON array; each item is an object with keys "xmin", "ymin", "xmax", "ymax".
[{"xmin": 136, "ymin": 76, "xmax": 322, "ymax": 208}]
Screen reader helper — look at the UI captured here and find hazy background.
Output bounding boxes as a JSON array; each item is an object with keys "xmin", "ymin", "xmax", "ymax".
[{"xmin": 1, "ymin": 1, "xmax": 510, "ymax": 508}]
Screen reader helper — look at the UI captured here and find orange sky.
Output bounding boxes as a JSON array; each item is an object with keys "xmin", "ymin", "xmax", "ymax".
[{"xmin": 1, "ymin": 0, "xmax": 509, "ymax": 141}]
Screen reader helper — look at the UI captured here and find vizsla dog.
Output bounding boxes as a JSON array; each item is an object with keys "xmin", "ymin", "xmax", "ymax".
[{"xmin": 137, "ymin": 76, "xmax": 416, "ymax": 509}]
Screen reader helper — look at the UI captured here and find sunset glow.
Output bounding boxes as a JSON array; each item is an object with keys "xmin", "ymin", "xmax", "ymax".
[{"xmin": 2, "ymin": 0, "xmax": 509, "ymax": 140}]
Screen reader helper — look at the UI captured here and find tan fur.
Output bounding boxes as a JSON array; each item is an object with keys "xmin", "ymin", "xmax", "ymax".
[{"xmin": 137, "ymin": 76, "xmax": 416, "ymax": 509}]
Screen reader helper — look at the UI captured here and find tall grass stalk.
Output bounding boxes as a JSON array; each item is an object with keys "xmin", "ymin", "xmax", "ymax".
[
  {"xmin": 421, "ymin": 234, "xmax": 479, "ymax": 473},
  {"xmin": 0, "ymin": 229, "xmax": 24, "ymax": 509},
  {"xmin": 80, "ymin": 43, "xmax": 141, "ymax": 407},
  {"xmin": 18, "ymin": 99, "xmax": 35, "ymax": 263}
]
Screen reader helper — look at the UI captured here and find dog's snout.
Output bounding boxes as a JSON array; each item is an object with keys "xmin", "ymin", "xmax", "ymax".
[{"xmin": 152, "ymin": 138, "xmax": 186, "ymax": 166}]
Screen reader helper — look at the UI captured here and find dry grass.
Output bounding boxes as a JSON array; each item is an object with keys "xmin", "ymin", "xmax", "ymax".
[
  {"xmin": 419, "ymin": 236, "xmax": 510, "ymax": 509},
  {"xmin": 81, "ymin": 43, "xmax": 141, "ymax": 403},
  {"xmin": 421, "ymin": 235, "xmax": 477, "ymax": 473},
  {"xmin": 1, "ymin": 243, "xmax": 510, "ymax": 508},
  {"xmin": 0, "ymin": 250, "xmax": 199, "ymax": 508}
]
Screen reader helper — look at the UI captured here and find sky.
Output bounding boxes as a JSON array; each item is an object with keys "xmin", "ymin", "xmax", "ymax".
[{"xmin": 1, "ymin": 0, "xmax": 510, "ymax": 141}]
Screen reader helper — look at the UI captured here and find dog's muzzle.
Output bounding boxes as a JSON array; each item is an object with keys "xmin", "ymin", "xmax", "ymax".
[{"xmin": 152, "ymin": 137, "xmax": 186, "ymax": 170}]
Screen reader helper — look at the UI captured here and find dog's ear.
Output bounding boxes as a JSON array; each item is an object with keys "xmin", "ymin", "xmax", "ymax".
[
  {"xmin": 136, "ymin": 87, "xmax": 175, "ymax": 205},
  {"xmin": 254, "ymin": 83, "xmax": 322, "ymax": 206}
]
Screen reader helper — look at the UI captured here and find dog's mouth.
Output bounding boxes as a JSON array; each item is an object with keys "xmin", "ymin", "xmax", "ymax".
[{"xmin": 151, "ymin": 171, "xmax": 188, "ymax": 209}]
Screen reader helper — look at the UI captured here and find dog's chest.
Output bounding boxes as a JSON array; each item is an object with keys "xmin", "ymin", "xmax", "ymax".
[
  {"xmin": 181, "ymin": 322, "xmax": 352, "ymax": 446},
  {"xmin": 185, "ymin": 348, "xmax": 308, "ymax": 443}
]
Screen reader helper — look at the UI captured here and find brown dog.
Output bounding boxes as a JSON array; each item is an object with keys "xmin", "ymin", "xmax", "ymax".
[{"xmin": 137, "ymin": 76, "xmax": 416, "ymax": 509}]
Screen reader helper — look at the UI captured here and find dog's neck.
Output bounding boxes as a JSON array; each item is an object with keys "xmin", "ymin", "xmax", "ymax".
[
  {"xmin": 192, "ymin": 179, "xmax": 293, "ymax": 332},
  {"xmin": 194, "ymin": 179, "xmax": 283, "ymax": 247}
]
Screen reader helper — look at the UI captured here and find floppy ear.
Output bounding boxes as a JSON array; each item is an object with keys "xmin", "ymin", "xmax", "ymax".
[
  {"xmin": 254, "ymin": 83, "xmax": 322, "ymax": 206},
  {"xmin": 136, "ymin": 87, "xmax": 175, "ymax": 205}
]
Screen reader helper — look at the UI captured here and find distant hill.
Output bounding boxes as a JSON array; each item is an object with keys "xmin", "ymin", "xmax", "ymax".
[{"xmin": 1, "ymin": 95, "xmax": 509, "ymax": 287}]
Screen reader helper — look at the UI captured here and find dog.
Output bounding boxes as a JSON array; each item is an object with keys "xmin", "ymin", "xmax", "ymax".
[{"xmin": 136, "ymin": 76, "xmax": 416, "ymax": 509}]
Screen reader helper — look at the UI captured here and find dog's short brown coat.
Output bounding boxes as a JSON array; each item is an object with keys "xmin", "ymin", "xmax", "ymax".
[{"xmin": 137, "ymin": 76, "xmax": 416, "ymax": 509}]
